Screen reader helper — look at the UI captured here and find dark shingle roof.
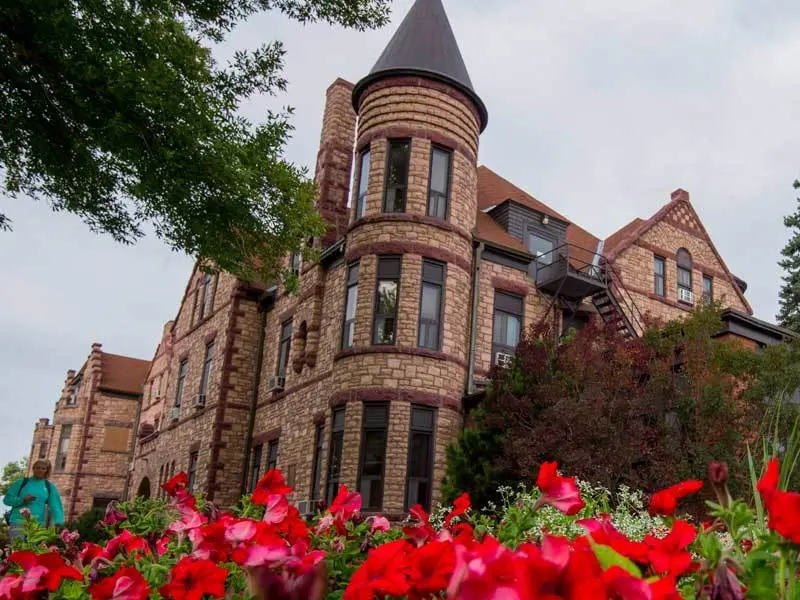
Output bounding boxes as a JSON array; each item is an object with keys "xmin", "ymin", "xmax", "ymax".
[{"xmin": 352, "ymin": 0, "xmax": 488, "ymax": 131}]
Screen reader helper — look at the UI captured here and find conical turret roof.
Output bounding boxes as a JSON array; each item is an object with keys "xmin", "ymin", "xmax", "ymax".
[{"xmin": 352, "ymin": 0, "xmax": 488, "ymax": 131}]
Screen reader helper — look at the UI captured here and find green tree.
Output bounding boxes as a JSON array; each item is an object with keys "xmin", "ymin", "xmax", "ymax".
[
  {"xmin": 0, "ymin": 457, "xmax": 28, "ymax": 496},
  {"xmin": 0, "ymin": 0, "xmax": 390, "ymax": 282},
  {"xmin": 777, "ymin": 180, "xmax": 800, "ymax": 332}
]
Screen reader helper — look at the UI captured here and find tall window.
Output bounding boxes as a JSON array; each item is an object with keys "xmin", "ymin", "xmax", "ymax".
[
  {"xmin": 67, "ymin": 378, "xmax": 80, "ymax": 406},
  {"xmin": 158, "ymin": 464, "xmax": 165, "ymax": 498},
  {"xmin": 175, "ymin": 359, "xmax": 188, "ymax": 407},
  {"xmin": 291, "ymin": 253, "xmax": 301, "ymax": 278},
  {"xmin": 342, "ymin": 262, "xmax": 360, "ymax": 349},
  {"xmin": 150, "ymin": 378, "xmax": 159, "ymax": 402},
  {"xmin": 199, "ymin": 273, "xmax": 214, "ymax": 320},
  {"xmin": 187, "ymin": 452, "xmax": 198, "ymax": 492},
  {"xmin": 199, "ymin": 342, "xmax": 214, "ymax": 398},
  {"xmin": 654, "ymin": 256, "xmax": 666, "ymax": 297},
  {"xmin": 359, "ymin": 404, "xmax": 388, "ymax": 510},
  {"xmin": 427, "ymin": 147, "xmax": 451, "ymax": 219},
  {"xmin": 528, "ymin": 232, "xmax": 554, "ymax": 265},
  {"xmin": 326, "ymin": 407, "xmax": 345, "ymax": 504},
  {"xmin": 56, "ymin": 425, "xmax": 72, "ymax": 471},
  {"xmin": 355, "ymin": 149, "xmax": 370, "ymax": 219},
  {"xmin": 373, "ymin": 257, "xmax": 401, "ymax": 345},
  {"xmin": 248, "ymin": 444, "xmax": 263, "ymax": 493},
  {"xmin": 492, "ymin": 292, "xmax": 523, "ymax": 364},
  {"xmin": 418, "ymin": 261, "xmax": 445, "ymax": 350},
  {"xmin": 383, "ymin": 140, "xmax": 410, "ymax": 212},
  {"xmin": 406, "ymin": 406, "xmax": 435, "ymax": 511},
  {"xmin": 311, "ymin": 423, "xmax": 325, "ymax": 501},
  {"xmin": 38, "ymin": 442, "xmax": 47, "ymax": 459},
  {"xmin": 676, "ymin": 248, "xmax": 693, "ymax": 303},
  {"xmin": 267, "ymin": 439, "xmax": 279, "ymax": 471},
  {"xmin": 277, "ymin": 319, "xmax": 292, "ymax": 377},
  {"xmin": 703, "ymin": 275, "xmax": 713, "ymax": 302}
]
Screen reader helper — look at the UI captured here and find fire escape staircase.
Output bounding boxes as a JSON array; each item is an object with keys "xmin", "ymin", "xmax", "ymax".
[{"xmin": 534, "ymin": 243, "xmax": 645, "ymax": 339}]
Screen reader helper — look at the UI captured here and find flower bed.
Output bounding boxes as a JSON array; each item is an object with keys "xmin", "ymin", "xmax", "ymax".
[{"xmin": 1, "ymin": 459, "xmax": 798, "ymax": 599}]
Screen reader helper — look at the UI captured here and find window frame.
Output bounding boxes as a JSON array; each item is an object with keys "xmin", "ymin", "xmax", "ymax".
[
  {"xmin": 199, "ymin": 273, "xmax": 214, "ymax": 320},
  {"xmin": 417, "ymin": 260, "xmax": 446, "ymax": 351},
  {"xmin": 174, "ymin": 359, "xmax": 188, "ymax": 407},
  {"xmin": 311, "ymin": 422, "xmax": 325, "ymax": 501},
  {"xmin": 492, "ymin": 291, "xmax": 524, "ymax": 365},
  {"xmin": 382, "ymin": 139, "xmax": 411, "ymax": 213},
  {"xmin": 527, "ymin": 230, "xmax": 556, "ymax": 265},
  {"xmin": 38, "ymin": 442, "xmax": 47, "ymax": 459},
  {"xmin": 372, "ymin": 257, "xmax": 401, "ymax": 345},
  {"xmin": 67, "ymin": 378, "xmax": 81, "ymax": 406},
  {"xmin": 427, "ymin": 145, "xmax": 452, "ymax": 220},
  {"xmin": 341, "ymin": 262, "xmax": 360, "ymax": 349},
  {"xmin": 187, "ymin": 452, "xmax": 198, "ymax": 492},
  {"xmin": 653, "ymin": 255, "xmax": 666, "ymax": 297},
  {"xmin": 326, "ymin": 407, "xmax": 346, "ymax": 504},
  {"xmin": 55, "ymin": 425, "xmax": 72, "ymax": 471},
  {"xmin": 703, "ymin": 274, "xmax": 713, "ymax": 302},
  {"xmin": 291, "ymin": 253, "xmax": 301, "ymax": 278},
  {"xmin": 248, "ymin": 444, "xmax": 263, "ymax": 494},
  {"xmin": 357, "ymin": 403, "xmax": 389, "ymax": 511},
  {"xmin": 277, "ymin": 319, "xmax": 293, "ymax": 377},
  {"xmin": 267, "ymin": 439, "xmax": 279, "ymax": 471},
  {"xmin": 404, "ymin": 405, "xmax": 436, "ymax": 511},
  {"xmin": 355, "ymin": 147, "xmax": 371, "ymax": 220},
  {"xmin": 199, "ymin": 342, "xmax": 214, "ymax": 398}
]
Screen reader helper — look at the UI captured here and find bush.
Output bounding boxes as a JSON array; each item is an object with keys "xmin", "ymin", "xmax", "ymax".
[{"xmin": 65, "ymin": 507, "xmax": 106, "ymax": 544}]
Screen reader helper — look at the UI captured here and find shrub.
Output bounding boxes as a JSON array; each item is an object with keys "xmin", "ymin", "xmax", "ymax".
[{"xmin": 65, "ymin": 507, "xmax": 106, "ymax": 544}]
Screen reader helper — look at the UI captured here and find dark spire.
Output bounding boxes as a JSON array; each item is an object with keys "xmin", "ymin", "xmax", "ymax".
[{"xmin": 352, "ymin": 0, "xmax": 488, "ymax": 131}]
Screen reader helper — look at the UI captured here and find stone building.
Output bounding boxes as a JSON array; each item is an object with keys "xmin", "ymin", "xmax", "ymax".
[
  {"xmin": 27, "ymin": 344, "xmax": 149, "ymax": 520},
  {"xmin": 115, "ymin": 0, "xmax": 791, "ymax": 516}
]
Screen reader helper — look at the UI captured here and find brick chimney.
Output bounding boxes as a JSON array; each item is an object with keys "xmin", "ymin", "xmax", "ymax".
[{"xmin": 314, "ymin": 78, "xmax": 357, "ymax": 247}]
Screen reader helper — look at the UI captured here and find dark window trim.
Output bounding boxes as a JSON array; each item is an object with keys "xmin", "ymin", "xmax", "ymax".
[
  {"xmin": 267, "ymin": 439, "xmax": 279, "ymax": 471},
  {"xmin": 310, "ymin": 422, "xmax": 325, "ymax": 501},
  {"xmin": 527, "ymin": 227, "xmax": 558, "ymax": 265},
  {"xmin": 291, "ymin": 253, "xmax": 301, "ymax": 278},
  {"xmin": 357, "ymin": 402, "xmax": 389, "ymax": 511},
  {"xmin": 403, "ymin": 404, "xmax": 437, "ymax": 511},
  {"xmin": 199, "ymin": 342, "xmax": 214, "ymax": 397},
  {"xmin": 382, "ymin": 138, "xmax": 411, "ymax": 213},
  {"xmin": 491, "ymin": 290, "xmax": 524, "ymax": 365},
  {"xmin": 426, "ymin": 145, "xmax": 452, "ymax": 220},
  {"xmin": 654, "ymin": 255, "xmax": 666, "ymax": 298},
  {"xmin": 326, "ymin": 406, "xmax": 346, "ymax": 504},
  {"xmin": 187, "ymin": 451, "xmax": 198, "ymax": 492},
  {"xmin": 417, "ymin": 260, "xmax": 446, "ymax": 351},
  {"xmin": 703, "ymin": 274, "xmax": 714, "ymax": 301},
  {"xmin": 248, "ymin": 444, "xmax": 263, "ymax": 493},
  {"xmin": 341, "ymin": 261, "xmax": 360, "ymax": 349},
  {"xmin": 372, "ymin": 256, "xmax": 401, "ymax": 346},
  {"xmin": 355, "ymin": 147, "xmax": 371, "ymax": 220},
  {"xmin": 175, "ymin": 358, "xmax": 188, "ymax": 407},
  {"xmin": 199, "ymin": 273, "xmax": 214, "ymax": 320},
  {"xmin": 277, "ymin": 319, "xmax": 293, "ymax": 376}
]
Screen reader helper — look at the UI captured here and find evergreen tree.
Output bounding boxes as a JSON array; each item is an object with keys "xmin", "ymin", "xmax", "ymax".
[{"xmin": 778, "ymin": 180, "xmax": 800, "ymax": 332}]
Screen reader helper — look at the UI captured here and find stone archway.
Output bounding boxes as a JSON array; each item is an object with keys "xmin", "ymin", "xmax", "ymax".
[{"xmin": 136, "ymin": 477, "xmax": 151, "ymax": 499}]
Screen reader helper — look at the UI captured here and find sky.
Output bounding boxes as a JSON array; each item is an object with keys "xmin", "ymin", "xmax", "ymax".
[{"xmin": 1, "ymin": 0, "xmax": 800, "ymax": 468}]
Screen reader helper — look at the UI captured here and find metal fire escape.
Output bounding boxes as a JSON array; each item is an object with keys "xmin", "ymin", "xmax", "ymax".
[{"xmin": 534, "ymin": 243, "xmax": 645, "ymax": 339}]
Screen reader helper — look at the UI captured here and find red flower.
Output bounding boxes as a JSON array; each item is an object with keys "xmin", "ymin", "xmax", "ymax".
[
  {"xmin": 403, "ymin": 504, "xmax": 436, "ymax": 547},
  {"xmin": 645, "ymin": 519, "xmax": 698, "ymax": 577},
  {"xmin": 104, "ymin": 530, "xmax": 150, "ymax": 558},
  {"xmin": 159, "ymin": 557, "xmax": 228, "ymax": 600},
  {"xmin": 578, "ymin": 517, "xmax": 650, "ymax": 564},
  {"xmin": 344, "ymin": 539, "xmax": 412, "ymax": 600},
  {"xmin": 80, "ymin": 542, "xmax": 105, "ymax": 566},
  {"xmin": 162, "ymin": 472, "xmax": 189, "ymax": 497},
  {"xmin": 444, "ymin": 493, "xmax": 470, "ymax": 527},
  {"xmin": 328, "ymin": 485, "xmax": 361, "ymax": 521},
  {"xmin": 534, "ymin": 461, "xmax": 586, "ymax": 515},
  {"xmin": 89, "ymin": 566, "xmax": 150, "ymax": 600},
  {"xmin": 648, "ymin": 480, "xmax": 703, "ymax": 516},
  {"xmin": 406, "ymin": 540, "xmax": 455, "ymax": 599},
  {"xmin": 757, "ymin": 458, "xmax": 800, "ymax": 543},
  {"xmin": 251, "ymin": 469, "xmax": 293, "ymax": 505},
  {"xmin": 0, "ymin": 574, "xmax": 22, "ymax": 600},
  {"xmin": 9, "ymin": 551, "xmax": 83, "ymax": 593}
]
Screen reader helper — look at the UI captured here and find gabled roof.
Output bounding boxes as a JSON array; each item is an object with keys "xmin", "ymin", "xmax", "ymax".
[
  {"xmin": 352, "ymin": 0, "xmax": 488, "ymax": 131},
  {"xmin": 604, "ymin": 190, "xmax": 753, "ymax": 315},
  {"xmin": 477, "ymin": 166, "xmax": 569, "ymax": 223},
  {"xmin": 474, "ymin": 211, "xmax": 528, "ymax": 254},
  {"xmin": 100, "ymin": 353, "xmax": 150, "ymax": 395}
]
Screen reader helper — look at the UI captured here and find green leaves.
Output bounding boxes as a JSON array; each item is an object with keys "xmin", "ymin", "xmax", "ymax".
[
  {"xmin": 591, "ymin": 543, "xmax": 643, "ymax": 578},
  {"xmin": 0, "ymin": 0, "xmax": 387, "ymax": 283}
]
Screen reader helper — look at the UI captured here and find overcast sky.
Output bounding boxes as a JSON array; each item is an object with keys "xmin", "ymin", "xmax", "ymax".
[{"xmin": 1, "ymin": 0, "xmax": 799, "ymax": 468}]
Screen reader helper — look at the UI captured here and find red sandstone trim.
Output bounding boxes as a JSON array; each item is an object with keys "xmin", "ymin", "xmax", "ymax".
[
  {"xmin": 189, "ymin": 441, "xmax": 201, "ymax": 453},
  {"xmin": 278, "ymin": 308, "xmax": 295, "ymax": 324},
  {"xmin": 357, "ymin": 126, "xmax": 476, "ymax": 164},
  {"xmin": 348, "ymin": 214, "xmax": 472, "ymax": 245},
  {"xmin": 345, "ymin": 242, "xmax": 471, "ymax": 273},
  {"xmin": 624, "ymin": 284, "xmax": 693, "ymax": 314},
  {"xmin": 358, "ymin": 76, "xmax": 482, "ymax": 131},
  {"xmin": 204, "ymin": 331, "xmax": 218, "ymax": 344},
  {"xmin": 313, "ymin": 411, "xmax": 326, "ymax": 425},
  {"xmin": 252, "ymin": 427, "xmax": 282, "ymax": 445},
  {"xmin": 334, "ymin": 345, "xmax": 468, "ymax": 369},
  {"xmin": 491, "ymin": 277, "xmax": 530, "ymax": 297},
  {"xmin": 329, "ymin": 388, "xmax": 462, "ymax": 412}
]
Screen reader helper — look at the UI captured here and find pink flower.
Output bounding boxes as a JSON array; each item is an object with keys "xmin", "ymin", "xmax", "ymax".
[
  {"xmin": 328, "ymin": 486, "xmax": 361, "ymax": 521},
  {"xmin": 224, "ymin": 520, "xmax": 257, "ymax": 544},
  {"xmin": 262, "ymin": 494, "xmax": 289, "ymax": 525},
  {"xmin": 534, "ymin": 461, "xmax": 586, "ymax": 515},
  {"xmin": 370, "ymin": 516, "xmax": 391, "ymax": 533}
]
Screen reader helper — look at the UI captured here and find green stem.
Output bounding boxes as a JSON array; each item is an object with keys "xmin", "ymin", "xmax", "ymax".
[{"xmin": 780, "ymin": 554, "xmax": 787, "ymax": 600}]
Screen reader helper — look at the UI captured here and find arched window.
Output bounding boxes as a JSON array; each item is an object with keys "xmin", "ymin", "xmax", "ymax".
[
  {"xmin": 137, "ymin": 477, "xmax": 151, "ymax": 499},
  {"xmin": 676, "ymin": 248, "xmax": 693, "ymax": 303}
]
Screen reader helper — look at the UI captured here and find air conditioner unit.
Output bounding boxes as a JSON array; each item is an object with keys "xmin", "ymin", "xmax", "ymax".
[
  {"xmin": 170, "ymin": 406, "xmax": 181, "ymax": 421},
  {"xmin": 495, "ymin": 352, "xmax": 513, "ymax": 369},
  {"xmin": 295, "ymin": 499, "xmax": 314, "ymax": 517},
  {"xmin": 678, "ymin": 288, "xmax": 694, "ymax": 304},
  {"xmin": 268, "ymin": 376, "xmax": 285, "ymax": 392},
  {"xmin": 190, "ymin": 394, "xmax": 206, "ymax": 410}
]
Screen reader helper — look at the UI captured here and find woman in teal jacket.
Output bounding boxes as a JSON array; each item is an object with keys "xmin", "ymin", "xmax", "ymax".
[{"xmin": 3, "ymin": 460, "xmax": 64, "ymax": 542}]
